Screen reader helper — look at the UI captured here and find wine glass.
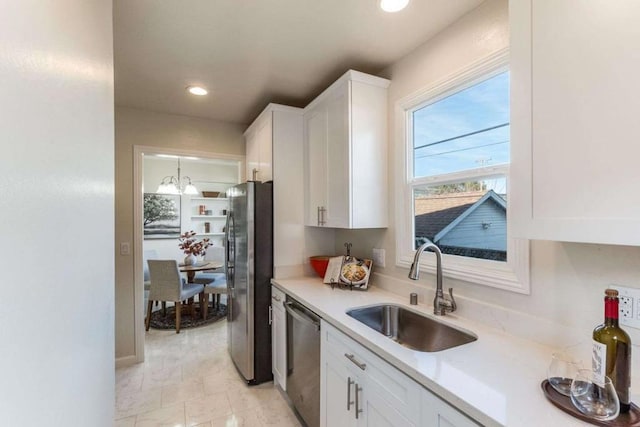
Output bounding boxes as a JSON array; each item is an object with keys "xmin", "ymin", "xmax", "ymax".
[
  {"xmin": 547, "ymin": 352, "xmax": 581, "ymax": 396},
  {"xmin": 570, "ymin": 369, "xmax": 620, "ymax": 421}
]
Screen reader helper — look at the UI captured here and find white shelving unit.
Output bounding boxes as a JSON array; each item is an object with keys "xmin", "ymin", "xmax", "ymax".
[{"xmin": 188, "ymin": 196, "xmax": 230, "ymax": 244}]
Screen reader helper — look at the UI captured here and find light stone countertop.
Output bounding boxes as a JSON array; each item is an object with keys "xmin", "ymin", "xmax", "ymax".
[{"xmin": 272, "ymin": 277, "xmax": 595, "ymax": 427}]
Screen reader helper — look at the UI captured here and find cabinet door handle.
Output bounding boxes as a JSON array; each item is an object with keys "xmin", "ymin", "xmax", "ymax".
[
  {"xmin": 347, "ymin": 376, "xmax": 354, "ymax": 411},
  {"xmin": 272, "ymin": 295, "xmax": 281, "ymax": 302},
  {"xmin": 344, "ymin": 353, "xmax": 366, "ymax": 371},
  {"xmin": 268, "ymin": 305, "xmax": 272, "ymax": 325},
  {"xmin": 355, "ymin": 383, "xmax": 363, "ymax": 419},
  {"xmin": 252, "ymin": 168, "xmax": 259, "ymax": 181},
  {"xmin": 317, "ymin": 206, "xmax": 326, "ymax": 226}
]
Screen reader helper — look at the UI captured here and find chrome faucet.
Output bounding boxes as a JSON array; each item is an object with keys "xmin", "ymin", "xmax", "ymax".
[{"xmin": 408, "ymin": 239, "xmax": 457, "ymax": 316}]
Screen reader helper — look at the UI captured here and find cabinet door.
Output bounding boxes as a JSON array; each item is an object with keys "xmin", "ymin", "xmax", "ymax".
[
  {"xmin": 246, "ymin": 116, "xmax": 272, "ymax": 183},
  {"xmin": 350, "ymin": 80, "xmax": 388, "ymax": 228},
  {"xmin": 304, "ymin": 104, "xmax": 329, "ymax": 226},
  {"xmin": 245, "ymin": 129, "xmax": 259, "ymax": 182},
  {"xmin": 421, "ymin": 389, "xmax": 478, "ymax": 427},
  {"xmin": 256, "ymin": 116, "xmax": 273, "ymax": 182},
  {"xmin": 271, "ymin": 296, "xmax": 286, "ymax": 390},
  {"xmin": 364, "ymin": 391, "xmax": 415, "ymax": 427},
  {"xmin": 510, "ymin": 0, "xmax": 640, "ymax": 245},
  {"xmin": 324, "ymin": 80, "xmax": 350, "ymax": 228},
  {"xmin": 322, "ymin": 352, "xmax": 358, "ymax": 427}
]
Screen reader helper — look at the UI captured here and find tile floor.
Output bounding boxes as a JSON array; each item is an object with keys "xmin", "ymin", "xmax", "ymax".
[{"xmin": 115, "ymin": 319, "xmax": 302, "ymax": 427}]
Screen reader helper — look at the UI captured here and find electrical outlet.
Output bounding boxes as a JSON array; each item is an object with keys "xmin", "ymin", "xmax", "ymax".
[
  {"xmin": 611, "ymin": 285, "xmax": 640, "ymax": 330},
  {"xmin": 372, "ymin": 248, "xmax": 385, "ymax": 268},
  {"xmin": 619, "ymin": 295, "xmax": 633, "ymax": 319}
]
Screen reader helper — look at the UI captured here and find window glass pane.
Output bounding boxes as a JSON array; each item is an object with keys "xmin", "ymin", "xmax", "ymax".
[
  {"xmin": 413, "ymin": 72, "xmax": 510, "ymax": 178},
  {"xmin": 413, "ymin": 176, "xmax": 507, "ymax": 261}
]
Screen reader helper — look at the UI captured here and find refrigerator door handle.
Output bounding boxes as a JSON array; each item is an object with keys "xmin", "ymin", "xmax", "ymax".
[{"xmin": 225, "ymin": 210, "xmax": 234, "ymax": 288}]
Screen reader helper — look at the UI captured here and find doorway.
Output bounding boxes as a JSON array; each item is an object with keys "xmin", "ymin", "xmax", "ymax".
[{"xmin": 133, "ymin": 145, "xmax": 244, "ymax": 362}]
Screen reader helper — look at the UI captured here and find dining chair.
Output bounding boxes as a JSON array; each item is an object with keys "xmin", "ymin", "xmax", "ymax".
[
  {"xmin": 193, "ymin": 246, "xmax": 228, "ymax": 318},
  {"xmin": 143, "ymin": 249, "xmax": 160, "ymax": 310},
  {"xmin": 142, "ymin": 249, "xmax": 159, "ymax": 292},
  {"xmin": 196, "ymin": 274, "xmax": 227, "ymax": 318},
  {"xmin": 146, "ymin": 260, "xmax": 205, "ymax": 333}
]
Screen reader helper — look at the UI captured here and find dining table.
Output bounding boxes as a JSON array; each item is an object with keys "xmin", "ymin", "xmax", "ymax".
[{"xmin": 179, "ymin": 261, "xmax": 224, "ymax": 283}]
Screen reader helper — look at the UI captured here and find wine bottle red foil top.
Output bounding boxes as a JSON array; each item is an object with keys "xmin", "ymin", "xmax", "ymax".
[{"xmin": 604, "ymin": 288, "xmax": 619, "ymax": 320}]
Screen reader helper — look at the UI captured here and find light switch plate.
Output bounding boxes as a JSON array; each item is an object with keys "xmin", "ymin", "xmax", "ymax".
[
  {"xmin": 120, "ymin": 242, "xmax": 131, "ymax": 256},
  {"xmin": 372, "ymin": 248, "xmax": 385, "ymax": 268}
]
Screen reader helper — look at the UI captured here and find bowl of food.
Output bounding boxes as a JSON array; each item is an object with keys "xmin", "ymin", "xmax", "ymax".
[
  {"xmin": 340, "ymin": 260, "xmax": 369, "ymax": 285},
  {"xmin": 309, "ymin": 256, "xmax": 331, "ymax": 278}
]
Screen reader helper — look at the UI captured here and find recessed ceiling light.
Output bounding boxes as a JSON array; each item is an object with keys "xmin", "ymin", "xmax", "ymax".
[
  {"xmin": 187, "ymin": 86, "xmax": 208, "ymax": 96},
  {"xmin": 380, "ymin": 0, "xmax": 409, "ymax": 12}
]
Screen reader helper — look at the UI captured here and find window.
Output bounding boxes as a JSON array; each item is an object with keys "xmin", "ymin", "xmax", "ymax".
[
  {"xmin": 395, "ymin": 51, "xmax": 529, "ymax": 293},
  {"xmin": 412, "ymin": 71, "xmax": 509, "ymax": 261}
]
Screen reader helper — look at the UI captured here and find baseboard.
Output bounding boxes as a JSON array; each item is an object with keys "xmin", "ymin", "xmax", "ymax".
[{"xmin": 115, "ymin": 355, "xmax": 137, "ymax": 369}]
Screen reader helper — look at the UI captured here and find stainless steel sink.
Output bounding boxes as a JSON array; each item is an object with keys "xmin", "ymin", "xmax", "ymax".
[{"xmin": 346, "ymin": 304, "xmax": 477, "ymax": 352}]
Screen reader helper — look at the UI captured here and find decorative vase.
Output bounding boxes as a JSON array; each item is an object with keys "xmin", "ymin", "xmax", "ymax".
[{"xmin": 184, "ymin": 254, "xmax": 197, "ymax": 266}]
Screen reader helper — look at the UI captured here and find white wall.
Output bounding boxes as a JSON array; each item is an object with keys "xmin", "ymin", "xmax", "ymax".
[
  {"xmin": 115, "ymin": 107, "xmax": 245, "ymax": 360},
  {"xmin": 0, "ymin": 1, "xmax": 115, "ymax": 425},
  {"xmin": 335, "ymin": 0, "xmax": 640, "ymax": 358}
]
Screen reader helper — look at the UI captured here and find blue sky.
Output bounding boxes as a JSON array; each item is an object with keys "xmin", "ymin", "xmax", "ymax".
[{"xmin": 413, "ymin": 71, "xmax": 510, "ymax": 178}]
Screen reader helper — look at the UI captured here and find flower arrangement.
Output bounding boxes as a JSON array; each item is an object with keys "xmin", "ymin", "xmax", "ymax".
[{"xmin": 178, "ymin": 231, "xmax": 212, "ymax": 256}]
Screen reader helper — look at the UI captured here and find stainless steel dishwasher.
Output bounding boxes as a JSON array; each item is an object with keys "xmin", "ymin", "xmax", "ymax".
[{"xmin": 285, "ymin": 297, "xmax": 321, "ymax": 427}]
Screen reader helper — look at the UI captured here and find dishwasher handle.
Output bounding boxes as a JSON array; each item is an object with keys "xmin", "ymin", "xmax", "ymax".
[{"xmin": 284, "ymin": 301, "xmax": 321, "ymax": 331}]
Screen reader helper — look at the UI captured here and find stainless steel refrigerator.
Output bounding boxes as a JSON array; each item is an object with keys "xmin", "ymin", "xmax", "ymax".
[{"xmin": 225, "ymin": 181, "xmax": 273, "ymax": 385}]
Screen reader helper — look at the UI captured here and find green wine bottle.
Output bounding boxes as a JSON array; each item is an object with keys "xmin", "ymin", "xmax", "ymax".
[{"xmin": 593, "ymin": 288, "xmax": 631, "ymax": 413}]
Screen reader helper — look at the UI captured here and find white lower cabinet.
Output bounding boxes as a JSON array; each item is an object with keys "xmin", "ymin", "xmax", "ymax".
[
  {"xmin": 421, "ymin": 391, "xmax": 479, "ymax": 427},
  {"xmin": 270, "ymin": 286, "xmax": 287, "ymax": 390},
  {"xmin": 321, "ymin": 321, "xmax": 479, "ymax": 427},
  {"xmin": 323, "ymin": 349, "xmax": 359, "ymax": 427},
  {"xmin": 321, "ymin": 321, "xmax": 419, "ymax": 426}
]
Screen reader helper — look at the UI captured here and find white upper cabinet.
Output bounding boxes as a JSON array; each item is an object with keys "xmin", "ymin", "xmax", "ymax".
[
  {"xmin": 510, "ymin": 0, "xmax": 640, "ymax": 245},
  {"xmin": 304, "ymin": 70, "xmax": 390, "ymax": 229},
  {"xmin": 245, "ymin": 106, "xmax": 276, "ymax": 182},
  {"xmin": 245, "ymin": 103, "xmax": 305, "ymax": 276}
]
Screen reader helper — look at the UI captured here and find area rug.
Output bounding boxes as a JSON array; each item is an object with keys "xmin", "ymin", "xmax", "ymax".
[{"xmin": 149, "ymin": 304, "xmax": 227, "ymax": 330}]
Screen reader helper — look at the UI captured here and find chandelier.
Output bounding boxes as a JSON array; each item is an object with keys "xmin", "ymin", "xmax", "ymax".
[{"xmin": 156, "ymin": 158, "xmax": 198, "ymax": 195}]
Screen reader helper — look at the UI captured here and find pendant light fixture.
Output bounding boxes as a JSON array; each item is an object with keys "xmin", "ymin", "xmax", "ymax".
[{"xmin": 156, "ymin": 158, "xmax": 199, "ymax": 195}]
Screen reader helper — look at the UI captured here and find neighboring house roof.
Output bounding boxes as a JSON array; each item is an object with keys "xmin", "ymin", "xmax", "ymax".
[
  {"xmin": 435, "ymin": 190, "xmax": 506, "ymax": 242},
  {"xmin": 414, "ymin": 191, "xmax": 484, "ymax": 239},
  {"xmin": 414, "ymin": 190, "xmax": 506, "ymax": 241}
]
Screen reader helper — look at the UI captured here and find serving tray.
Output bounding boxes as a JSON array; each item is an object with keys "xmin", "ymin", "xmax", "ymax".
[{"xmin": 541, "ymin": 380, "xmax": 640, "ymax": 426}]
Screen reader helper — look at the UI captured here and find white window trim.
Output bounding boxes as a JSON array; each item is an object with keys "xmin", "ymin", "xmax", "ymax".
[{"xmin": 394, "ymin": 48, "xmax": 530, "ymax": 294}]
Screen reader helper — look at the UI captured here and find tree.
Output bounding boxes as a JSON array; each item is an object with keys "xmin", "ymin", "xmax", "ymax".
[
  {"xmin": 417, "ymin": 181, "xmax": 487, "ymax": 197},
  {"xmin": 144, "ymin": 194, "xmax": 178, "ymax": 226}
]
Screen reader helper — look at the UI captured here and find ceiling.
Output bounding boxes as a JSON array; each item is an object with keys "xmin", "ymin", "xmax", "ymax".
[{"xmin": 114, "ymin": 0, "xmax": 484, "ymax": 125}]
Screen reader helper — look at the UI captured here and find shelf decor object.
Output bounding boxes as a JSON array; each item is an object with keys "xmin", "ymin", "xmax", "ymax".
[{"xmin": 157, "ymin": 158, "xmax": 198, "ymax": 195}]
